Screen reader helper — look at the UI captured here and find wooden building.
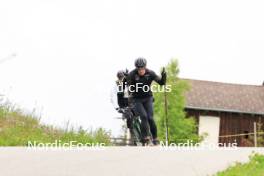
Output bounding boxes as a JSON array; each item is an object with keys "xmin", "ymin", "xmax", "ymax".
[{"xmin": 184, "ymin": 79, "xmax": 264, "ymax": 147}]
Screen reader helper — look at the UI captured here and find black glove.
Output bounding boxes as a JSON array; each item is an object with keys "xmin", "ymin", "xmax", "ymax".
[
  {"xmin": 161, "ymin": 67, "xmax": 167, "ymax": 82},
  {"xmin": 124, "ymin": 69, "xmax": 129, "ymax": 77}
]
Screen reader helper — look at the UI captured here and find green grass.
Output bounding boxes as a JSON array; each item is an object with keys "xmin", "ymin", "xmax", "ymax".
[
  {"xmin": 215, "ymin": 153, "xmax": 264, "ymax": 176},
  {"xmin": 0, "ymin": 101, "xmax": 112, "ymax": 146}
]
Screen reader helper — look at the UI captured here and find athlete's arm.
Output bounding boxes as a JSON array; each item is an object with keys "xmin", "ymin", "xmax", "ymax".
[{"xmin": 152, "ymin": 69, "xmax": 166, "ymax": 85}]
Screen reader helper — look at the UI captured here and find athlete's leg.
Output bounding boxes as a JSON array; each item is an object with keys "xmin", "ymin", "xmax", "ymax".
[
  {"xmin": 143, "ymin": 97, "xmax": 157, "ymax": 139},
  {"xmin": 134, "ymin": 99, "xmax": 150, "ymax": 140}
]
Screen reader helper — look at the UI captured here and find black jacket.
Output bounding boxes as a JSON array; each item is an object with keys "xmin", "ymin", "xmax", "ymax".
[{"xmin": 127, "ymin": 68, "xmax": 166, "ymax": 98}]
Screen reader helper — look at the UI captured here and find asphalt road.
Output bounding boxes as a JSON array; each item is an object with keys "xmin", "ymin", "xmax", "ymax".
[{"xmin": 0, "ymin": 147, "xmax": 263, "ymax": 176}]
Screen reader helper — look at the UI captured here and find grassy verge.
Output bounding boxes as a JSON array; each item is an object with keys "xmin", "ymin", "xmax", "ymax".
[
  {"xmin": 215, "ymin": 153, "xmax": 264, "ymax": 176},
  {"xmin": 0, "ymin": 101, "xmax": 111, "ymax": 146}
]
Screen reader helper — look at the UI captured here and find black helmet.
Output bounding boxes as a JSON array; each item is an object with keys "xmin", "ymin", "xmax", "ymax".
[
  {"xmin": 117, "ymin": 70, "xmax": 125, "ymax": 79},
  {"xmin": 135, "ymin": 57, "xmax": 147, "ymax": 68}
]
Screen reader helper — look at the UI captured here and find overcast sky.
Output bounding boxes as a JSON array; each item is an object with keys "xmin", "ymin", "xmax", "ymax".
[{"xmin": 0, "ymin": 0, "xmax": 264, "ymax": 136}]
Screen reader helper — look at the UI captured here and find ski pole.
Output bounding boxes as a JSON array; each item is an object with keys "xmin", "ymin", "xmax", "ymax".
[{"xmin": 163, "ymin": 67, "xmax": 169, "ymax": 145}]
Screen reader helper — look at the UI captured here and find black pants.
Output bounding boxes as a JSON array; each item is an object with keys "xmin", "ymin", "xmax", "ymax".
[{"xmin": 134, "ymin": 96, "xmax": 157, "ymax": 139}]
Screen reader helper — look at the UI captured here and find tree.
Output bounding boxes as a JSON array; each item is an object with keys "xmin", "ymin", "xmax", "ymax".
[{"xmin": 154, "ymin": 59, "xmax": 200, "ymax": 144}]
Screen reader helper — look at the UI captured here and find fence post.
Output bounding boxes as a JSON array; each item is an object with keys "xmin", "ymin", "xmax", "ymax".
[{"xmin": 254, "ymin": 122, "xmax": 257, "ymax": 147}]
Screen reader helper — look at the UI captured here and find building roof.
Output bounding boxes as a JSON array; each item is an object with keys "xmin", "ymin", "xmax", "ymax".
[{"xmin": 184, "ymin": 79, "xmax": 264, "ymax": 115}]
